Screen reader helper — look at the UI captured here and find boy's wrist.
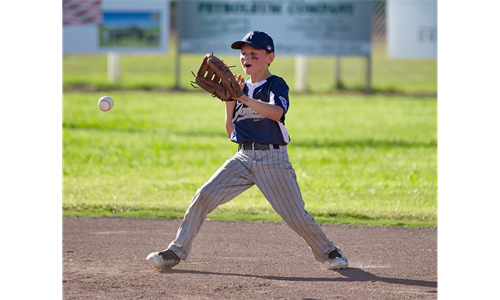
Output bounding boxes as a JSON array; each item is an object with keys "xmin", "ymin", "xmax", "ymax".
[{"xmin": 235, "ymin": 95, "xmax": 250, "ymax": 103}]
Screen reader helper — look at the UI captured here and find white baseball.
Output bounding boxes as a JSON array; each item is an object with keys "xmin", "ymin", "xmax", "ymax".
[{"xmin": 98, "ymin": 96, "xmax": 114, "ymax": 112}]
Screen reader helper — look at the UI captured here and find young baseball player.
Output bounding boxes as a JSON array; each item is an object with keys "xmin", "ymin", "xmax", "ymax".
[{"xmin": 147, "ymin": 30, "xmax": 348, "ymax": 270}]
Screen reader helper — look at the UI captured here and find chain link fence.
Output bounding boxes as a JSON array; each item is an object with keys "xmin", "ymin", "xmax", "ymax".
[{"xmin": 63, "ymin": 0, "xmax": 437, "ymax": 95}]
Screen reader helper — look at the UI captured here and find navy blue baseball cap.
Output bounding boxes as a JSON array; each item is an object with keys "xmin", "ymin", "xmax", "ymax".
[{"xmin": 231, "ymin": 31, "xmax": 274, "ymax": 53}]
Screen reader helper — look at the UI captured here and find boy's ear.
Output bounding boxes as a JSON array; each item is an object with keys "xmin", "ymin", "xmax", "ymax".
[{"xmin": 267, "ymin": 52, "xmax": 275, "ymax": 65}]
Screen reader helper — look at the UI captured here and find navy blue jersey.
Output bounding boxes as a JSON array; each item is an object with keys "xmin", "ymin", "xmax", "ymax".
[{"xmin": 230, "ymin": 75, "xmax": 290, "ymax": 145}]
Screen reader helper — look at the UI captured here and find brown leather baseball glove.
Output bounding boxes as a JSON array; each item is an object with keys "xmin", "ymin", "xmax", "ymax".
[{"xmin": 191, "ymin": 53, "xmax": 244, "ymax": 101}]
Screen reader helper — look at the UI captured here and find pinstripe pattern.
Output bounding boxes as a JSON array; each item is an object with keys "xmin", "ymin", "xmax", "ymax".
[{"xmin": 167, "ymin": 145, "xmax": 336, "ymax": 263}]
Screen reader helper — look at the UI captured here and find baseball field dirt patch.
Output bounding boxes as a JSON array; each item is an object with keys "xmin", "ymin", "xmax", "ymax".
[{"xmin": 63, "ymin": 217, "xmax": 437, "ymax": 299}]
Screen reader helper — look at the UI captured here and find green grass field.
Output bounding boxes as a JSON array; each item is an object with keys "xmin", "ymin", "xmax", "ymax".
[{"xmin": 63, "ymin": 91, "xmax": 437, "ymax": 227}]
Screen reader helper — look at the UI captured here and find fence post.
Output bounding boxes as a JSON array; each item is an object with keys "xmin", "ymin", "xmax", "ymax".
[
  {"xmin": 334, "ymin": 55, "xmax": 341, "ymax": 89},
  {"xmin": 107, "ymin": 52, "xmax": 120, "ymax": 82},
  {"xmin": 364, "ymin": 55, "xmax": 372, "ymax": 94},
  {"xmin": 295, "ymin": 55, "xmax": 308, "ymax": 92},
  {"xmin": 175, "ymin": 40, "xmax": 181, "ymax": 90}
]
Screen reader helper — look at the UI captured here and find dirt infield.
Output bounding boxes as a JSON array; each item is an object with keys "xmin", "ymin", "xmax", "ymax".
[{"xmin": 63, "ymin": 217, "xmax": 437, "ymax": 299}]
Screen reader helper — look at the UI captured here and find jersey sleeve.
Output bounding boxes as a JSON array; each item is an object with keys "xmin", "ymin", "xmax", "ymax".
[{"xmin": 269, "ymin": 77, "xmax": 290, "ymax": 122}]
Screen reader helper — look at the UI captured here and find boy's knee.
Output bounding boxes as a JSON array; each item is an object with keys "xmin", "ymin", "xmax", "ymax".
[{"xmin": 195, "ymin": 185, "xmax": 212, "ymax": 202}]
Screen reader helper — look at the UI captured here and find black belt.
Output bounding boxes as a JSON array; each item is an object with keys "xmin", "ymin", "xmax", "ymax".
[{"xmin": 239, "ymin": 142, "xmax": 280, "ymax": 151}]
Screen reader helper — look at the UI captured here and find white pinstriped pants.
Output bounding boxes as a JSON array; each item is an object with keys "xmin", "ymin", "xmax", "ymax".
[{"xmin": 167, "ymin": 145, "xmax": 336, "ymax": 263}]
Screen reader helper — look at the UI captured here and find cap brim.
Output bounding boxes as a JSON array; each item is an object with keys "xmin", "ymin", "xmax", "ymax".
[
  {"xmin": 231, "ymin": 41, "xmax": 245, "ymax": 49},
  {"xmin": 231, "ymin": 41, "xmax": 265, "ymax": 50}
]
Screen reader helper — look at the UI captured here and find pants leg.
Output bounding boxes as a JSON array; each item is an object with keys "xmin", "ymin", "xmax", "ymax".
[
  {"xmin": 168, "ymin": 153, "xmax": 255, "ymax": 260},
  {"xmin": 250, "ymin": 146, "xmax": 336, "ymax": 263}
]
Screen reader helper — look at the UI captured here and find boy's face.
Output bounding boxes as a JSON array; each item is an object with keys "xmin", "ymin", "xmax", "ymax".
[{"xmin": 239, "ymin": 44, "xmax": 274, "ymax": 76}]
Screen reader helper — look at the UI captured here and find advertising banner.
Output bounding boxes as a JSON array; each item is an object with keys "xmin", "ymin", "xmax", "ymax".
[
  {"xmin": 387, "ymin": 0, "xmax": 437, "ymax": 59},
  {"xmin": 63, "ymin": 0, "xmax": 169, "ymax": 54},
  {"xmin": 178, "ymin": 0, "xmax": 372, "ymax": 56}
]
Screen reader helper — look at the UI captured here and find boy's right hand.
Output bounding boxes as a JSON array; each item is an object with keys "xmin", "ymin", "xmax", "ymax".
[{"xmin": 235, "ymin": 74, "xmax": 246, "ymax": 91}]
